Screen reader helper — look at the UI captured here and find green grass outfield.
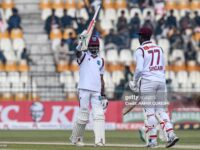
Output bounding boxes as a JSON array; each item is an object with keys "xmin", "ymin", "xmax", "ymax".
[{"xmin": 0, "ymin": 130, "xmax": 200, "ymax": 150}]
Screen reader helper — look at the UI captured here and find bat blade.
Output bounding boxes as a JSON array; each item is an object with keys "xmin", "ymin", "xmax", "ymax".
[
  {"xmin": 86, "ymin": 5, "xmax": 101, "ymax": 34},
  {"xmin": 78, "ymin": 5, "xmax": 101, "ymax": 51}
]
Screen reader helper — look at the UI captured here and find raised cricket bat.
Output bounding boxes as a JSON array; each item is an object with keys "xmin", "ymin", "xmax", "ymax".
[{"xmin": 78, "ymin": 5, "xmax": 101, "ymax": 51}]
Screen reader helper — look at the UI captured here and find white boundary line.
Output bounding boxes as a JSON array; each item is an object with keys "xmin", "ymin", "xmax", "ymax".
[{"xmin": 0, "ymin": 142, "xmax": 200, "ymax": 150}]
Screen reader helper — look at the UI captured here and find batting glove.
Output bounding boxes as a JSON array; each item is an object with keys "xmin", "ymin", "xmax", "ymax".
[
  {"xmin": 76, "ymin": 41, "xmax": 82, "ymax": 51},
  {"xmin": 79, "ymin": 30, "xmax": 88, "ymax": 41},
  {"xmin": 76, "ymin": 30, "xmax": 88, "ymax": 51},
  {"xmin": 100, "ymin": 96, "xmax": 108, "ymax": 110},
  {"xmin": 129, "ymin": 78, "xmax": 141, "ymax": 96}
]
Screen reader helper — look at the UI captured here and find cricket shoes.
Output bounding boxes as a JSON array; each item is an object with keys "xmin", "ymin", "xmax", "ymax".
[
  {"xmin": 75, "ymin": 141, "xmax": 85, "ymax": 147},
  {"xmin": 95, "ymin": 141, "xmax": 104, "ymax": 147},
  {"xmin": 69, "ymin": 137, "xmax": 85, "ymax": 147},
  {"xmin": 166, "ymin": 135, "xmax": 179, "ymax": 148},
  {"xmin": 146, "ymin": 142, "xmax": 158, "ymax": 148}
]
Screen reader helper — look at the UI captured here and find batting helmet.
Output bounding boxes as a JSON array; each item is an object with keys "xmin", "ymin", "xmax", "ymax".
[
  {"xmin": 88, "ymin": 36, "xmax": 99, "ymax": 47},
  {"xmin": 138, "ymin": 27, "xmax": 152, "ymax": 37},
  {"xmin": 88, "ymin": 36, "xmax": 99, "ymax": 55}
]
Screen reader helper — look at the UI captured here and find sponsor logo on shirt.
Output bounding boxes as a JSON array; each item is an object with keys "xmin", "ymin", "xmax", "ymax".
[{"xmin": 97, "ymin": 60, "xmax": 101, "ymax": 66}]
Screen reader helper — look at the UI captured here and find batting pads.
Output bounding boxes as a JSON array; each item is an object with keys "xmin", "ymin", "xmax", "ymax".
[
  {"xmin": 143, "ymin": 110, "xmax": 168, "ymax": 144},
  {"xmin": 70, "ymin": 108, "xmax": 89, "ymax": 144},
  {"xmin": 93, "ymin": 107, "xmax": 105, "ymax": 145}
]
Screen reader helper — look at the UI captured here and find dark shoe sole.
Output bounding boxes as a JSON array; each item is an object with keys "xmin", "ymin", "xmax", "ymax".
[{"xmin": 166, "ymin": 137, "xmax": 179, "ymax": 148}]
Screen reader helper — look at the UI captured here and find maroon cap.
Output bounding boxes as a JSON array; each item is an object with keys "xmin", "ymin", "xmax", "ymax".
[
  {"xmin": 138, "ymin": 27, "xmax": 152, "ymax": 37},
  {"xmin": 88, "ymin": 36, "xmax": 99, "ymax": 46}
]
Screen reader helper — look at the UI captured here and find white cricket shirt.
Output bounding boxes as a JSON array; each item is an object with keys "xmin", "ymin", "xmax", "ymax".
[
  {"xmin": 134, "ymin": 41, "xmax": 165, "ymax": 83},
  {"xmin": 77, "ymin": 51, "xmax": 104, "ymax": 92}
]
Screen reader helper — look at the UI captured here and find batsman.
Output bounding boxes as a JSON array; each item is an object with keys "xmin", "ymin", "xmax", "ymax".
[
  {"xmin": 70, "ymin": 5, "xmax": 108, "ymax": 147},
  {"xmin": 129, "ymin": 27, "xmax": 179, "ymax": 148}
]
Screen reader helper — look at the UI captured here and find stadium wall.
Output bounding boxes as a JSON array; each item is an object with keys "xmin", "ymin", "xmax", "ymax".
[{"xmin": 0, "ymin": 101, "xmax": 199, "ymax": 130}]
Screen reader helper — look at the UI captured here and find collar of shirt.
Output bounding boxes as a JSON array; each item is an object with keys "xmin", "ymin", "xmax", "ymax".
[
  {"xmin": 87, "ymin": 51, "xmax": 98, "ymax": 58},
  {"xmin": 142, "ymin": 41, "xmax": 152, "ymax": 45}
]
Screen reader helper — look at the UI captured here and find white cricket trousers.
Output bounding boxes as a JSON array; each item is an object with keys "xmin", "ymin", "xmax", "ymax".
[
  {"xmin": 78, "ymin": 89, "xmax": 104, "ymax": 120},
  {"xmin": 140, "ymin": 79, "xmax": 173, "ymax": 140},
  {"xmin": 140, "ymin": 78, "xmax": 168, "ymax": 116}
]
